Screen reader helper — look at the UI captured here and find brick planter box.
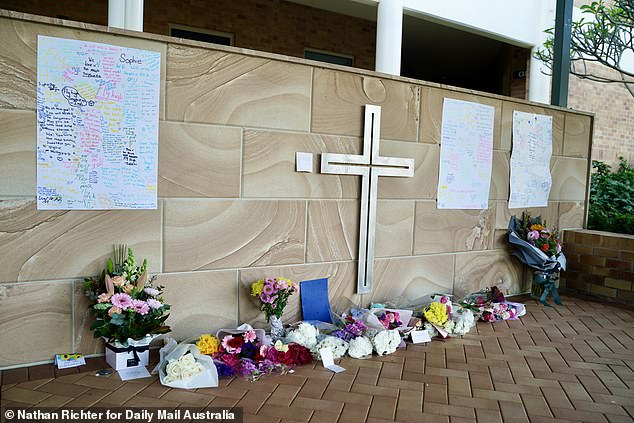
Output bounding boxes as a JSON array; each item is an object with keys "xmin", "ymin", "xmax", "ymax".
[{"xmin": 562, "ymin": 229, "xmax": 634, "ymax": 304}]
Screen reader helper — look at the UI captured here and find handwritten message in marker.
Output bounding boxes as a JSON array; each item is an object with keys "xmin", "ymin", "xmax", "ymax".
[
  {"xmin": 509, "ymin": 111, "xmax": 553, "ymax": 209},
  {"xmin": 36, "ymin": 36, "xmax": 160, "ymax": 209},
  {"xmin": 437, "ymin": 98, "xmax": 495, "ymax": 209}
]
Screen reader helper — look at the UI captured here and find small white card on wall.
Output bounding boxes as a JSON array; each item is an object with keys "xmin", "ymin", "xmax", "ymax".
[
  {"xmin": 296, "ymin": 152, "xmax": 313, "ymax": 173},
  {"xmin": 320, "ymin": 348, "xmax": 345, "ymax": 373},
  {"xmin": 410, "ymin": 330, "xmax": 432, "ymax": 344}
]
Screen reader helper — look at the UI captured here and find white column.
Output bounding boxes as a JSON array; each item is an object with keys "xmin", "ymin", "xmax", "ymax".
[
  {"xmin": 124, "ymin": 0, "xmax": 144, "ymax": 32},
  {"xmin": 108, "ymin": 0, "xmax": 125, "ymax": 29},
  {"xmin": 528, "ymin": 46, "xmax": 552, "ymax": 103},
  {"xmin": 375, "ymin": 0, "xmax": 403, "ymax": 76},
  {"xmin": 528, "ymin": 0, "xmax": 555, "ymax": 103}
]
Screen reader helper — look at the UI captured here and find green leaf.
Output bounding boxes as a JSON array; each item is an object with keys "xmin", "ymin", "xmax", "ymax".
[{"xmin": 110, "ymin": 313, "xmax": 126, "ymax": 326}]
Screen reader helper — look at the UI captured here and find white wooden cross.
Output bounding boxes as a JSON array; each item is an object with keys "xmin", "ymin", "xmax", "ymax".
[{"xmin": 321, "ymin": 105, "xmax": 415, "ymax": 294}]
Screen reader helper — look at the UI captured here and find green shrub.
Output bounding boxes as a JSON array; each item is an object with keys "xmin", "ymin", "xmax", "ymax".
[{"xmin": 587, "ymin": 157, "xmax": 634, "ymax": 235}]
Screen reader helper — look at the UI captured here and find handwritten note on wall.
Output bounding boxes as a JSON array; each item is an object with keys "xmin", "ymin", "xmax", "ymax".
[
  {"xmin": 509, "ymin": 111, "xmax": 553, "ymax": 209},
  {"xmin": 36, "ymin": 36, "xmax": 160, "ymax": 209},
  {"xmin": 437, "ymin": 98, "xmax": 495, "ymax": 209}
]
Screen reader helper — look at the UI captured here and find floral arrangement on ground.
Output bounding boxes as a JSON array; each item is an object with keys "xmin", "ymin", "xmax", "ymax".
[{"xmin": 193, "ymin": 330, "xmax": 312, "ymax": 381}]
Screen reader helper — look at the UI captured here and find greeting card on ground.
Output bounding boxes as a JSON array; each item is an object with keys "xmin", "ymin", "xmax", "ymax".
[
  {"xmin": 55, "ymin": 353, "xmax": 86, "ymax": 369},
  {"xmin": 300, "ymin": 278, "xmax": 332, "ymax": 323}
]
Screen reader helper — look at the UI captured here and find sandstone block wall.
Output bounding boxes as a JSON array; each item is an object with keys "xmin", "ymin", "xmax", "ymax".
[{"xmin": 0, "ymin": 11, "xmax": 592, "ymax": 367}]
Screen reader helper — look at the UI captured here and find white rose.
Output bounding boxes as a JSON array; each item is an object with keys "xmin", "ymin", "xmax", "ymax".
[
  {"xmin": 180, "ymin": 353, "xmax": 196, "ymax": 367},
  {"xmin": 166, "ymin": 359, "xmax": 183, "ymax": 379}
]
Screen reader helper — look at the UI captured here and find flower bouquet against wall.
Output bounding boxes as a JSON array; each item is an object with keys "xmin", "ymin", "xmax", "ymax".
[
  {"xmin": 83, "ymin": 245, "xmax": 170, "ymax": 369},
  {"xmin": 508, "ymin": 212, "xmax": 566, "ymax": 306},
  {"xmin": 250, "ymin": 277, "xmax": 299, "ymax": 339}
]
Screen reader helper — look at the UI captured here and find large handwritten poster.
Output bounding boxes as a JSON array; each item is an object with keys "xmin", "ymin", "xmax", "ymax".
[
  {"xmin": 36, "ymin": 36, "xmax": 160, "ymax": 209},
  {"xmin": 509, "ymin": 111, "xmax": 553, "ymax": 209},
  {"xmin": 437, "ymin": 98, "xmax": 495, "ymax": 209}
]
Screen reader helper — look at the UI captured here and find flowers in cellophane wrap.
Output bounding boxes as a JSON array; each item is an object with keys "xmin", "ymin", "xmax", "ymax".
[
  {"xmin": 197, "ymin": 329, "xmax": 313, "ymax": 381},
  {"xmin": 423, "ymin": 302, "xmax": 448, "ymax": 327},
  {"xmin": 331, "ymin": 316, "xmax": 369, "ymax": 341},
  {"xmin": 410, "ymin": 294, "xmax": 476, "ymax": 338},
  {"xmin": 508, "ymin": 213, "xmax": 566, "ymax": 305},
  {"xmin": 379, "ymin": 311, "xmax": 402, "ymax": 330},
  {"xmin": 196, "ymin": 334, "xmax": 220, "ymax": 355},
  {"xmin": 83, "ymin": 245, "xmax": 170, "ymax": 345},
  {"xmin": 460, "ymin": 286, "xmax": 525, "ymax": 323},
  {"xmin": 508, "ymin": 212, "xmax": 566, "ymax": 272},
  {"xmin": 481, "ymin": 302, "xmax": 520, "ymax": 322},
  {"xmin": 164, "ymin": 353, "xmax": 204, "ymax": 384}
]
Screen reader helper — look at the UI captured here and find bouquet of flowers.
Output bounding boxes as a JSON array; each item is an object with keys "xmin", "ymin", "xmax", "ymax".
[
  {"xmin": 312, "ymin": 335, "xmax": 349, "ymax": 360},
  {"xmin": 460, "ymin": 286, "xmax": 525, "ymax": 322},
  {"xmin": 204, "ymin": 329, "xmax": 313, "ymax": 381},
  {"xmin": 331, "ymin": 316, "xmax": 369, "ymax": 341},
  {"xmin": 154, "ymin": 339, "xmax": 217, "ymax": 388},
  {"xmin": 508, "ymin": 212, "xmax": 566, "ymax": 305},
  {"xmin": 285, "ymin": 322, "xmax": 319, "ymax": 349},
  {"xmin": 379, "ymin": 311, "xmax": 403, "ymax": 330},
  {"xmin": 250, "ymin": 277, "xmax": 299, "ymax": 321},
  {"xmin": 83, "ymin": 245, "xmax": 170, "ymax": 345},
  {"xmin": 196, "ymin": 334, "xmax": 221, "ymax": 355},
  {"xmin": 372, "ymin": 329, "xmax": 401, "ymax": 356},
  {"xmin": 480, "ymin": 302, "xmax": 521, "ymax": 322},
  {"xmin": 164, "ymin": 353, "xmax": 205, "ymax": 384},
  {"xmin": 348, "ymin": 336, "xmax": 373, "ymax": 358}
]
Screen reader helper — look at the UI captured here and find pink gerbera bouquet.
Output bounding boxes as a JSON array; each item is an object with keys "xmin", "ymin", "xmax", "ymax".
[{"xmin": 83, "ymin": 245, "xmax": 170, "ymax": 345}]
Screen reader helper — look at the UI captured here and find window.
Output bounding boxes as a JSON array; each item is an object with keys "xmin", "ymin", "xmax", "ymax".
[
  {"xmin": 304, "ymin": 49, "xmax": 354, "ymax": 67},
  {"xmin": 169, "ymin": 24, "xmax": 233, "ymax": 46}
]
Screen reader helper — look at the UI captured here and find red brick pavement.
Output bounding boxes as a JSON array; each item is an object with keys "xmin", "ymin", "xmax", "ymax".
[{"xmin": 1, "ymin": 293, "xmax": 633, "ymax": 422}]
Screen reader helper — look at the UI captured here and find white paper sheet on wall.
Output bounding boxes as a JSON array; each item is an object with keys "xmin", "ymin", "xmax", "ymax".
[
  {"xmin": 437, "ymin": 98, "xmax": 495, "ymax": 209},
  {"xmin": 509, "ymin": 111, "xmax": 553, "ymax": 209},
  {"xmin": 36, "ymin": 36, "xmax": 160, "ymax": 210}
]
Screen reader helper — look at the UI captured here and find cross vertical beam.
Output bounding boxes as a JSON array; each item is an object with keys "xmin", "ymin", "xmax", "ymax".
[{"xmin": 321, "ymin": 105, "xmax": 414, "ymax": 294}]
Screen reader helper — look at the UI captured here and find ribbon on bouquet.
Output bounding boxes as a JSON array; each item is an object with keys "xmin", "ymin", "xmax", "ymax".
[
  {"xmin": 105, "ymin": 343, "xmax": 149, "ymax": 366},
  {"xmin": 534, "ymin": 274, "xmax": 563, "ymax": 307}
]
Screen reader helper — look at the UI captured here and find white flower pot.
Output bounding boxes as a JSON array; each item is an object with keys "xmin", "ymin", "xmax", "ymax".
[{"xmin": 104, "ymin": 335, "xmax": 155, "ymax": 370}]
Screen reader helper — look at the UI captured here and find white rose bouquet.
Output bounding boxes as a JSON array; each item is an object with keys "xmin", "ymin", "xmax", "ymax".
[
  {"xmin": 154, "ymin": 339, "xmax": 218, "ymax": 389},
  {"xmin": 372, "ymin": 329, "xmax": 401, "ymax": 356},
  {"xmin": 164, "ymin": 353, "xmax": 204, "ymax": 384}
]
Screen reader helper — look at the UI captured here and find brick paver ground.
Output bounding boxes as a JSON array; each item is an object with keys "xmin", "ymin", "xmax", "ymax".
[{"xmin": 1, "ymin": 293, "xmax": 633, "ymax": 422}]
